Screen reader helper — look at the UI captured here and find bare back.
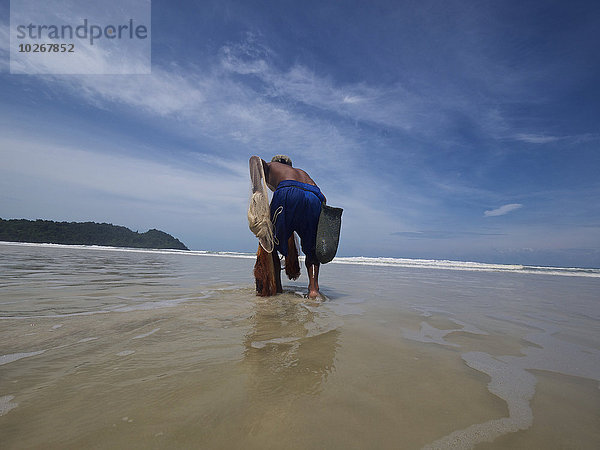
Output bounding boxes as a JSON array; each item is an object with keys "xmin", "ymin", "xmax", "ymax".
[{"xmin": 263, "ymin": 161, "xmax": 317, "ymax": 190}]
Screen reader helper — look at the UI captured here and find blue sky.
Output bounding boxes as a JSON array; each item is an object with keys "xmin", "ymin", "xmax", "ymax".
[{"xmin": 1, "ymin": 0, "xmax": 599, "ymax": 267}]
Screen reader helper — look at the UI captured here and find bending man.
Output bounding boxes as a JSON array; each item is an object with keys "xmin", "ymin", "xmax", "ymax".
[{"xmin": 250, "ymin": 154, "xmax": 326, "ymax": 299}]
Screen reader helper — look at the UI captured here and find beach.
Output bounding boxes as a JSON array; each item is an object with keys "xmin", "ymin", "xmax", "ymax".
[{"xmin": 1, "ymin": 241, "xmax": 599, "ymax": 449}]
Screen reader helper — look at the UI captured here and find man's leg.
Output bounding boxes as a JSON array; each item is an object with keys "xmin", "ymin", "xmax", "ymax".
[
  {"xmin": 272, "ymin": 250, "xmax": 283, "ymax": 293},
  {"xmin": 305, "ymin": 254, "xmax": 320, "ymax": 299}
]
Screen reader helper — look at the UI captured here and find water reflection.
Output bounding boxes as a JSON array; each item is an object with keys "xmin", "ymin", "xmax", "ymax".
[{"xmin": 242, "ymin": 293, "xmax": 340, "ymax": 398}]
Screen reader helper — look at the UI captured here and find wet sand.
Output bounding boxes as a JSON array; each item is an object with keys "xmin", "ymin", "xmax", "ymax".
[{"xmin": 1, "ymin": 243, "xmax": 599, "ymax": 449}]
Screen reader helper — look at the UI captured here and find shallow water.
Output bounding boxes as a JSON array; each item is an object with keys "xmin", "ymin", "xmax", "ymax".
[{"xmin": 1, "ymin": 242, "xmax": 599, "ymax": 449}]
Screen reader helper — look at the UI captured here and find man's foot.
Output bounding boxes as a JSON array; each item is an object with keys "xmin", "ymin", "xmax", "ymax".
[{"xmin": 308, "ymin": 289, "xmax": 321, "ymax": 299}]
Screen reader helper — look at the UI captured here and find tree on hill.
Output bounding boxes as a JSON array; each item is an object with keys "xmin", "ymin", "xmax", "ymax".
[{"xmin": 0, "ymin": 219, "xmax": 189, "ymax": 250}]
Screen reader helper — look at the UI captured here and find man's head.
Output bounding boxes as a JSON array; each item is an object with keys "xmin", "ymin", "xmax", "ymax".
[{"xmin": 271, "ymin": 155, "xmax": 292, "ymax": 166}]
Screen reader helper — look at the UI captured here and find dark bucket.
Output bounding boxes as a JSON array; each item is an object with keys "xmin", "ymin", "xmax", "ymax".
[{"xmin": 315, "ymin": 204, "xmax": 343, "ymax": 264}]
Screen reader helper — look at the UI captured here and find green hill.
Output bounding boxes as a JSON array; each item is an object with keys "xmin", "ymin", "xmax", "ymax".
[{"xmin": 0, "ymin": 218, "xmax": 189, "ymax": 250}]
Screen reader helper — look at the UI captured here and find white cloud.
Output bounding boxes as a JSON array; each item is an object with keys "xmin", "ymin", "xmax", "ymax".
[
  {"xmin": 0, "ymin": 23, "xmax": 9, "ymax": 52},
  {"xmin": 0, "ymin": 133, "xmax": 254, "ymax": 249},
  {"xmin": 3, "ymin": 35, "xmax": 384, "ymax": 220},
  {"xmin": 342, "ymin": 95, "xmax": 363, "ymax": 104},
  {"xmin": 2, "ymin": 31, "xmax": 505, "ymax": 254},
  {"xmin": 0, "ymin": 135, "xmax": 247, "ymax": 209},
  {"xmin": 8, "ymin": 0, "xmax": 150, "ymax": 74},
  {"xmin": 513, "ymin": 134, "xmax": 561, "ymax": 144},
  {"xmin": 512, "ymin": 133, "xmax": 599, "ymax": 145},
  {"xmin": 0, "ymin": 23, "xmax": 9, "ymax": 71},
  {"xmin": 215, "ymin": 35, "xmax": 436, "ymax": 132},
  {"xmin": 5, "ymin": 30, "xmax": 554, "ymax": 177},
  {"xmin": 2, "ymin": 31, "xmax": 412, "ymax": 249},
  {"xmin": 484, "ymin": 204, "xmax": 523, "ymax": 217},
  {"xmin": 44, "ymin": 56, "xmax": 363, "ymax": 168}
]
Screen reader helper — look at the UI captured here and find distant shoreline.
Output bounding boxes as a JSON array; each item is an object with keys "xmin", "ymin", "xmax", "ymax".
[{"xmin": 0, "ymin": 218, "xmax": 189, "ymax": 251}]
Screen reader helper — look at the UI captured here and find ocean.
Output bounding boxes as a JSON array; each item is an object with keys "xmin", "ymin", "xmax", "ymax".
[{"xmin": 1, "ymin": 241, "xmax": 599, "ymax": 449}]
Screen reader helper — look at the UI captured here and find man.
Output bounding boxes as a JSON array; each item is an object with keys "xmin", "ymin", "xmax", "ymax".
[{"xmin": 252, "ymin": 154, "xmax": 326, "ymax": 299}]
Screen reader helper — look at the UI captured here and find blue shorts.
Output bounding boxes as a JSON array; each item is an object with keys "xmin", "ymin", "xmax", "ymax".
[{"xmin": 270, "ymin": 180, "xmax": 325, "ymax": 259}]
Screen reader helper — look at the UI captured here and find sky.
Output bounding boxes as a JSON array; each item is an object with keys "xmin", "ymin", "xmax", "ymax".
[{"xmin": 1, "ymin": 0, "xmax": 599, "ymax": 267}]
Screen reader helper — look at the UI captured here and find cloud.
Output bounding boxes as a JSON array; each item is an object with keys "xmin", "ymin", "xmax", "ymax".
[
  {"xmin": 0, "ymin": 135, "xmax": 248, "ymax": 209},
  {"xmin": 217, "ymin": 33, "xmax": 444, "ymax": 133},
  {"xmin": 392, "ymin": 230, "xmax": 505, "ymax": 239},
  {"xmin": 3, "ymin": 31, "xmax": 423, "ymax": 252},
  {"xmin": 4, "ymin": 33, "xmax": 425, "ymax": 231},
  {"xmin": 484, "ymin": 204, "xmax": 523, "ymax": 217},
  {"xmin": 0, "ymin": 22, "xmax": 9, "ymax": 71},
  {"xmin": 7, "ymin": 0, "xmax": 150, "ymax": 75},
  {"xmin": 4, "ymin": 29, "xmax": 567, "ymax": 179},
  {"xmin": 0, "ymin": 132, "xmax": 255, "ymax": 250},
  {"xmin": 41, "ymin": 48, "xmax": 363, "ymax": 168},
  {"xmin": 513, "ymin": 134, "xmax": 562, "ymax": 144},
  {"xmin": 512, "ymin": 133, "xmax": 600, "ymax": 145},
  {"xmin": 3, "ymin": 30, "xmax": 520, "ymax": 254}
]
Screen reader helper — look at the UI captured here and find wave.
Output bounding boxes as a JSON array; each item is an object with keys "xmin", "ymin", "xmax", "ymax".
[
  {"xmin": 0, "ymin": 241, "xmax": 255, "ymax": 259},
  {"xmin": 2, "ymin": 241, "xmax": 598, "ymax": 277},
  {"xmin": 331, "ymin": 256, "xmax": 600, "ymax": 277}
]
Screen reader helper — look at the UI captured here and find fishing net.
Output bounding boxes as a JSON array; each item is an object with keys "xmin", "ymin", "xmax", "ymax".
[
  {"xmin": 285, "ymin": 233, "xmax": 301, "ymax": 280},
  {"xmin": 248, "ymin": 157, "xmax": 274, "ymax": 253}
]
